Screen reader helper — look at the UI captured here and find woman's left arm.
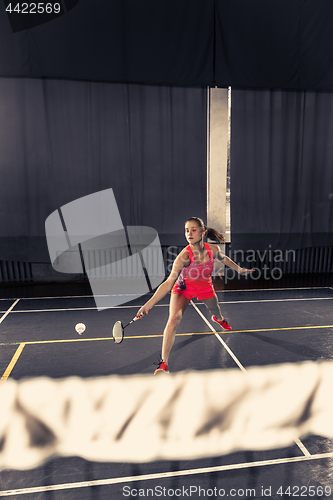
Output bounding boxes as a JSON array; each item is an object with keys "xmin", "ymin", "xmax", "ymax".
[{"xmin": 213, "ymin": 245, "xmax": 254, "ymax": 275}]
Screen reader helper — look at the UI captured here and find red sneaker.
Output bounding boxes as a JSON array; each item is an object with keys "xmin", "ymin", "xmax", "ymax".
[
  {"xmin": 154, "ymin": 357, "xmax": 169, "ymax": 375},
  {"xmin": 212, "ymin": 315, "xmax": 232, "ymax": 330}
]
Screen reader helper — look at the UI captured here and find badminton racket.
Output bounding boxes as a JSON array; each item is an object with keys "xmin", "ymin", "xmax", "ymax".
[{"xmin": 112, "ymin": 311, "xmax": 146, "ymax": 344}]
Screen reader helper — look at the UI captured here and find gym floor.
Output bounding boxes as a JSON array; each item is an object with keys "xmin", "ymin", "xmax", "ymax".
[{"xmin": 0, "ymin": 275, "xmax": 333, "ymax": 499}]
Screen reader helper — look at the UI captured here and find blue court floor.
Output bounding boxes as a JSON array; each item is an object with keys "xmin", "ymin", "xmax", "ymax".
[{"xmin": 0, "ymin": 285, "xmax": 333, "ymax": 499}]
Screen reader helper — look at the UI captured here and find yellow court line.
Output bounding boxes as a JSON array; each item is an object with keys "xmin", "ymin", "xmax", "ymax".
[
  {"xmin": 1, "ymin": 343, "xmax": 25, "ymax": 380},
  {"xmin": 230, "ymin": 324, "xmax": 333, "ymax": 334},
  {"xmin": 0, "ymin": 324, "xmax": 333, "ymax": 347},
  {"xmin": 0, "ymin": 335, "xmax": 164, "ymax": 346}
]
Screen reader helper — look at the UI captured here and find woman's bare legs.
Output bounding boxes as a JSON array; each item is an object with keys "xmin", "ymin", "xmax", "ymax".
[
  {"xmin": 202, "ymin": 294, "xmax": 224, "ymax": 320},
  {"xmin": 161, "ymin": 293, "xmax": 190, "ymax": 364}
]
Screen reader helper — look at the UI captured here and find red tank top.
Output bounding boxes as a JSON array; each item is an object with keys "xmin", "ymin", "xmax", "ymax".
[{"xmin": 176, "ymin": 242, "xmax": 214, "ymax": 288}]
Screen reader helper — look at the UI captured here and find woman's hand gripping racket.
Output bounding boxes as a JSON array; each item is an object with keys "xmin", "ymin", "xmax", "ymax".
[{"xmin": 112, "ymin": 311, "xmax": 147, "ymax": 344}]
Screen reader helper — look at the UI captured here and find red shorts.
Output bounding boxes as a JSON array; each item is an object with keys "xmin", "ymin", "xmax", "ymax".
[{"xmin": 171, "ymin": 282, "xmax": 215, "ymax": 301}]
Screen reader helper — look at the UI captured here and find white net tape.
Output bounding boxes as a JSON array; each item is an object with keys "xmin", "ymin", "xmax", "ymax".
[{"xmin": 1, "ymin": 360, "xmax": 333, "ymax": 470}]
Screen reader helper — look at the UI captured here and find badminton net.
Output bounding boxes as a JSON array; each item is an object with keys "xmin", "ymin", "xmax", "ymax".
[{"xmin": 1, "ymin": 359, "xmax": 333, "ymax": 470}]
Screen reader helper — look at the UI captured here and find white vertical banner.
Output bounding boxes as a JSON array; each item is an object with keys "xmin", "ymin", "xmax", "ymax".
[{"xmin": 207, "ymin": 88, "xmax": 229, "ymax": 276}]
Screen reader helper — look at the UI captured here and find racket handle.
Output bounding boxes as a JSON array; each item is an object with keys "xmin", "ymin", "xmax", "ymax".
[{"xmin": 133, "ymin": 311, "xmax": 147, "ymax": 321}]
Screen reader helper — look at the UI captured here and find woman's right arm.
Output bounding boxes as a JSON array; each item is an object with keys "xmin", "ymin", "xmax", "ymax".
[{"xmin": 136, "ymin": 249, "xmax": 188, "ymax": 317}]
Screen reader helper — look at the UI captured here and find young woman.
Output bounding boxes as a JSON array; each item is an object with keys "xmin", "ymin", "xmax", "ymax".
[{"xmin": 136, "ymin": 217, "xmax": 253, "ymax": 374}]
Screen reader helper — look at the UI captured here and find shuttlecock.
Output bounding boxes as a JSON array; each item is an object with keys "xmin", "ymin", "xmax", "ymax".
[{"xmin": 75, "ymin": 323, "xmax": 86, "ymax": 335}]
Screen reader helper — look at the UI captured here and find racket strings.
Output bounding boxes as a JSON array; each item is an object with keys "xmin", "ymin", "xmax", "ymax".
[
  {"xmin": 112, "ymin": 312, "xmax": 144, "ymax": 343},
  {"xmin": 112, "ymin": 321, "xmax": 124, "ymax": 343}
]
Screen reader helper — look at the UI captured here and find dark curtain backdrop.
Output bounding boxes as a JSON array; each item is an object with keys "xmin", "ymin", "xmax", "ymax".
[
  {"xmin": 230, "ymin": 89, "xmax": 333, "ymax": 251},
  {"xmin": 216, "ymin": 0, "xmax": 333, "ymax": 90},
  {"xmin": 0, "ymin": 79, "xmax": 207, "ymax": 262},
  {"xmin": 3, "ymin": 1, "xmax": 333, "ymax": 89},
  {"xmin": 0, "ymin": 0, "xmax": 214, "ymax": 86}
]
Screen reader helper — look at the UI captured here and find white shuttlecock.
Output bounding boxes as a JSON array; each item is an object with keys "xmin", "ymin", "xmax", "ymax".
[{"xmin": 75, "ymin": 323, "xmax": 86, "ymax": 335}]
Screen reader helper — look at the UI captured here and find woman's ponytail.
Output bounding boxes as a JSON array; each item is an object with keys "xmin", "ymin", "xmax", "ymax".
[{"xmin": 204, "ymin": 226, "xmax": 225, "ymax": 243}]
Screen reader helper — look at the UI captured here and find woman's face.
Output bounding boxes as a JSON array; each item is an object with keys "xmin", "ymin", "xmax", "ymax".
[{"xmin": 185, "ymin": 221, "xmax": 204, "ymax": 244}]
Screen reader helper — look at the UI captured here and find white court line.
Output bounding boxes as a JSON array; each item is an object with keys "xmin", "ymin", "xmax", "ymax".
[
  {"xmin": 0, "ymin": 299, "xmax": 20, "ymax": 324},
  {"xmin": 216, "ymin": 286, "xmax": 332, "ymax": 293},
  {"xmin": 6, "ymin": 295, "xmax": 333, "ymax": 314},
  {"xmin": 10, "ymin": 307, "xmax": 99, "ymax": 313},
  {"xmin": 215, "ymin": 297, "xmax": 333, "ymax": 305},
  {"xmin": 190, "ymin": 300, "xmax": 311, "ymax": 456},
  {"xmin": 1, "ymin": 452, "xmax": 332, "ymax": 497},
  {"xmin": 190, "ymin": 300, "xmax": 247, "ymax": 373},
  {"xmin": 294, "ymin": 438, "xmax": 311, "ymax": 457},
  {"xmin": 0, "ymin": 286, "xmax": 330, "ymax": 302},
  {"xmin": 7, "ymin": 304, "xmax": 169, "ymax": 313},
  {"xmin": 0, "ymin": 293, "xmax": 140, "ymax": 301}
]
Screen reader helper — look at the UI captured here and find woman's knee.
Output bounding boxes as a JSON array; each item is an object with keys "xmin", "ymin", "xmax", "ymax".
[{"xmin": 167, "ymin": 312, "xmax": 182, "ymax": 327}]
